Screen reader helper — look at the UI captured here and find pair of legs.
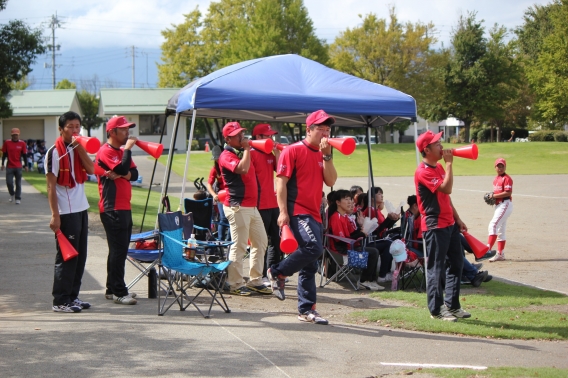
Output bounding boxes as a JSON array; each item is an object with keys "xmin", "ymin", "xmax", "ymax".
[
  {"xmin": 424, "ymin": 223, "xmax": 464, "ymax": 315},
  {"xmin": 224, "ymin": 205, "xmax": 267, "ymax": 290},
  {"xmin": 369, "ymin": 239, "xmax": 394, "ymax": 279},
  {"xmin": 269, "ymin": 215, "xmax": 323, "ymax": 314},
  {"xmin": 487, "ymin": 200, "xmax": 513, "ymax": 257},
  {"xmin": 259, "ymin": 207, "xmax": 282, "ymax": 278},
  {"xmin": 5, "ymin": 167, "xmax": 23, "ymax": 200},
  {"xmin": 52, "ymin": 210, "xmax": 89, "ymax": 306},
  {"xmin": 100, "ymin": 210, "xmax": 133, "ymax": 298},
  {"xmin": 216, "ymin": 202, "xmax": 230, "ymax": 241}
]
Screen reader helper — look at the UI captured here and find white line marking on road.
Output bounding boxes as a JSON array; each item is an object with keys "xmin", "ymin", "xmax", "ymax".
[
  {"xmin": 381, "ymin": 362, "xmax": 487, "ymax": 370},
  {"xmin": 212, "ymin": 319, "xmax": 291, "ymax": 378}
]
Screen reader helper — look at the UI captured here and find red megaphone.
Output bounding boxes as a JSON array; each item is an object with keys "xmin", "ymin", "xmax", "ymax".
[
  {"xmin": 93, "ymin": 164, "xmax": 107, "ymax": 176},
  {"xmin": 249, "ymin": 139, "xmax": 274, "ymax": 154},
  {"xmin": 452, "ymin": 144, "xmax": 478, "ymax": 160},
  {"xmin": 136, "ymin": 140, "xmax": 164, "ymax": 159},
  {"xmin": 328, "ymin": 138, "xmax": 356, "ymax": 155},
  {"xmin": 462, "ymin": 231, "xmax": 490, "ymax": 259},
  {"xmin": 73, "ymin": 134, "xmax": 101, "ymax": 154},
  {"xmin": 275, "ymin": 144, "xmax": 288, "ymax": 151},
  {"xmin": 280, "ymin": 225, "xmax": 298, "ymax": 254},
  {"xmin": 217, "ymin": 190, "xmax": 227, "ymax": 202},
  {"xmin": 55, "ymin": 230, "xmax": 79, "ymax": 261}
]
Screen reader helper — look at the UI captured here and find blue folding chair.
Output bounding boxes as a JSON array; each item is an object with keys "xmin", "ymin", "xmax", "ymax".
[
  {"xmin": 127, "ymin": 229, "xmax": 168, "ymax": 292},
  {"xmin": 158, "ymin": 211, "xmax": 232, "ymax": 318}
]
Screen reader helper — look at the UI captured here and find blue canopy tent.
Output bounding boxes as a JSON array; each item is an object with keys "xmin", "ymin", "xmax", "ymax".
[{"xmin": 152, "ymin": 54, "xmax": 417, "ymax": 219}]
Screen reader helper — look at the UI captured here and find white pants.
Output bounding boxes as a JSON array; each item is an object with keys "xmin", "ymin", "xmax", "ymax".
[{"xmin": 488, "ymin": 200, "xmax": 513, "ymax": 241}]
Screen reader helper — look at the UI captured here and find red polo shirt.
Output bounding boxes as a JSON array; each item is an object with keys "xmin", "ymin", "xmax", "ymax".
[
  {"xmin": 493, "ymin": 174, "xmax": 513, "ymax": 205},
  {"xmin": 219, "ymin": 149, "xmax": 258, "ymax": 207},
  {"xmin": 414, "ymin": 162, "xmax": 454, "ymax": 231},
  {"xmin": 95, "ymin": 143, "xmax": 137, "ymax": 212},
  {"xmin": 251, "ymin": 148, "xmax": 277, "ymax": 210},
  {"xmin": 2, "ymin": 140, "xmax": 27, "ymax": 168},
  {"xmin": 277, "ymin": 140, "xmax": 324, "ymax": 222}
]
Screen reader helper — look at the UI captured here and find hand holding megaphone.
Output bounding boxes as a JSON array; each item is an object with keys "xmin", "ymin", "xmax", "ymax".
[
  {"xmin": 280, "ymin": 225, "xmax": 298, "ymax": 254},
  {"xmin": 217, "ymin": 190, "xmax": 227, "ymax": 203}
]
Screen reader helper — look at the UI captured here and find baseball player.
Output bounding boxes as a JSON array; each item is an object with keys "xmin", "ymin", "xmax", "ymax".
[{"xmin": 487, "ymin": 158, "xmax": 513, "ymax": 262}]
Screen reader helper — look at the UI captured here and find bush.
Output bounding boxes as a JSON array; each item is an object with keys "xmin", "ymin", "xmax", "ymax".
[
  {"xmin": 189, "ymin": 139, "xmax": 200, "ymax": 150},
  {"xmin": 527, "ymin": 130, "xmax": 568, "ymax": 142}
]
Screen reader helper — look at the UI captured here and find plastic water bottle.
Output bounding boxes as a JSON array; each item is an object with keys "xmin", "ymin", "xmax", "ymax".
[{"xmin": 186, "ymin": 233, "xmax": 197, "ymax": 259}]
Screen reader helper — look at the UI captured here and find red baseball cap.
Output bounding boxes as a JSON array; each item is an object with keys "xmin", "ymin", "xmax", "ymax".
[
  {"xmin": 10, "ymin": 128, "xmax": 20, "ymax": 135},
  {"xmin": 222, "ymin": 121, "xmax": 246, "ymax": 138},
  {"xmin": 252, "ymin": 123, "xmax": 278, "ymax": 137},
  {"xmin": 495, "ymin": 158, "xmax": 506, "ymax": 167},
  {"xmin": 306, "ymin": 110, "xmax": 335, "ymax": 127},
  {"xmin": 106, "ymin": 116, "xmax": 136, "ymax": 132},
  {"xmin": 416, "ymin": 130, "xmax": 443, "ymax": 152}
]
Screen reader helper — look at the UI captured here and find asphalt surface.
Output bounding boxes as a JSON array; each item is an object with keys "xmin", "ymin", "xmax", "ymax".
[{"xmin": 1, "ymin": 161, "xmax": 567, "ymax": 377}]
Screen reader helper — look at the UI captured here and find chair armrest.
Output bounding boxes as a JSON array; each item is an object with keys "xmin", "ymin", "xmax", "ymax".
[{"xmin": 325, "ymin": 234, "xmax": 363, "ymax": 248}]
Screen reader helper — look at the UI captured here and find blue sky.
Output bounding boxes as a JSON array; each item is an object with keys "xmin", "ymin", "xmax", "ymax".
[{"xmin": 1, "ymin": 0, "xmax": 552, "ymax": 90}]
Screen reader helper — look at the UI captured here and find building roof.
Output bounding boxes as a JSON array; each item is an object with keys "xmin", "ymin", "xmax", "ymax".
[
  {"xmin": 6, "ymin": 90, "xmax": 80, "ymax": 116},
  {"xmin": 99, "ymin": 88, "xmax": 180, "ymax": 115}
]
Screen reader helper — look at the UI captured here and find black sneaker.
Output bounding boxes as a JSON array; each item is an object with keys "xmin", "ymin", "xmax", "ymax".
[
  {"xmin": 53, "ymin": 303, "xmax": 82, "ymax": 313},
  {"xmin": 72, "ymin": 298, "xmax": 91, "ymax": 309},
  {"xmin": 447, "ymin": 307, "xmax": 471, "ymax": 318},
  {"xmin": 484, "ymin": 273, "xmax": 493, "ymax": 282},
  {"xmin": 267, "ymin": 268, "xmax": 286, "ymax": 301},
  {"xmin": 471, "ymin": 270, "xmax": 489, "ymax": 287},
  {"xmin": 298, "ymin": 310, "xmax": 328, "ymax": 325},
  {"xmin": 246, "ymin": 285, "xmax": 272, "ymax": 295},
  {"xmin": 229, "ymin": 286, "xmax": 252, "ymax": 296},
  {"xmin": 476, "ymin": 250, "xmax": 497, "ymax": 262},
  {"xmin": 431, "ymin": 306, "xmax": 457, "ymax": 322}
]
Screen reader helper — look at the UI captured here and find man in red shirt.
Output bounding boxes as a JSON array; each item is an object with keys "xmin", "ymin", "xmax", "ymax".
[
  {"xmin": 267, "ymin": 110, "xmax": 337, "ymax": 325},
  {"xmin": 250, "ymin": 123, "xmax": 282, "ymax": 284},
  {"xmin": 487, "ymin": 158, "xmax": 514, "ymax": 262},
  {"xmin": 95, "ymin": 116, "xmax": 139, "ymax": 305},
  {"xmin": 414, "ymin": 130, "xmax": 469, "ymax": 322},
  {"xmin": 2, "ymin": 128, "xmax": 28, "ymax": 204},
  {"xmin": 219, "ymin": 122, "xmax": 270, "ymax": 296}
]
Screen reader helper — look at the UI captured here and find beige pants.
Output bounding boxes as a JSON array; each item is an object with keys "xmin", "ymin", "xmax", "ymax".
[{"xmin": 223, "ymin": 205, "xmax": 267, "ymax": 290}]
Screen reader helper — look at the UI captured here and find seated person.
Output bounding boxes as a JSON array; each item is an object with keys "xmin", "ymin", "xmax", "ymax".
[
  {"xmin": 193, "ymin": 190, "xmax": 207, "ymax": 200},
  {"xmin": 358, "ymin": 187, "xmax": 400, "ymax": 239},
  {"xmin": 355, "ymin": 189, "xmax": 395, "ymax": 283},
  {"xmin": 407, "ymin": 195, "xmax": 492, "ymax": 287},
  {"xmin": 327, "ymin": 190, "xmax": 383, "ymax": 291}
]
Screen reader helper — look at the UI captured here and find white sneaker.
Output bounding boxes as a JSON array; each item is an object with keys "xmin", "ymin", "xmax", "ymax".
[
  {"xmin": 15, "ymin": 199, "xmax": 20, "ymax": 205},
  {"xmin": 359, "ymin": 281, "xmax": 384, "ymax": 291},
  {"xmin": 113, "ymin": 294, "xmax": 137, "ymax": 305},
  {"xmin": 489, "ymin": 252, "xmax": 505, "ymax": 262},
  {"xmin": 9, "ymin": 195, "xmax": 14, "ymax": 202},
  {"xmin": 377, "ymin": 273, "xmax": 393, "ymax": 283}
]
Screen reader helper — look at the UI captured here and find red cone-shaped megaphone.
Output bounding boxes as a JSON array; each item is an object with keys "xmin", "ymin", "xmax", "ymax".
[
  {"xmin": 136, "ymin": 140, "xmax": 164, "ymax": 159},
  {"xmin": 55, "ymin": 230, "xmax": 79, "ymax": 261},
  {"xmin": 328, "ymin": 138, "xmax": 356, "ymax": 155},
  {"xmin": 217, "ymin": 190, "xmax": 227, "ymax": 202},
  {"xmin": 73, "ymin": 134, "xmax": 101, "ymax": 154},
  {"xmin": 275, "ymin": 144, "xmax": 288, "ymax": 151},
  {"xmin": 280, "ymin": 225, "xmax": 298, "ymax": 254},
  {"xmin": 452, "ymin": 144, "xmax": 478, "ymax": 160},
  {"xmin": 249, "ymin": 139, "xmax": 274, "ymax": 154},
  {"xmin": 462, "ymin": 231, "xmax": 489, "ymax": 259},
  {"xmin": 93, "ymin": 165, "xmax": 107, "ymax": 176}
]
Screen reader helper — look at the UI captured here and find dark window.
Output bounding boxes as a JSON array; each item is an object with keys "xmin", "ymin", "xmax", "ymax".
[{"xmin": 139, "ymin": 115, "xmax": 167, "ymax": 135}]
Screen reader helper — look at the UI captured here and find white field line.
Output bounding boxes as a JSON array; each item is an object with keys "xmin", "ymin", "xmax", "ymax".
[{"xmin": 381, "ymin": 362, "xmax": 487, "ymax": 370}]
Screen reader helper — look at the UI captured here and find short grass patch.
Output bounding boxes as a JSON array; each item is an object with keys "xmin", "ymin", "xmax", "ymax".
[
  {"xmin": 23, "ymin": 171, "xmax": 174, "ymax": 232},
  {"xmin": 163, "ymin": 142, "xmax": 568, "ymax": 178},
  {"xmin": 415, "ymin": 366, "xmax": 568, "ymax": 378},
  {"xmin": 351, "ymin": 280, "xmax": 568, "ymax": 340}
]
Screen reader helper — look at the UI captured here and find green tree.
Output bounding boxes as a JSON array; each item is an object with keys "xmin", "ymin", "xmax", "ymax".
[
  {"xmin": 158, "ymin": 0, "xmax": 327, "ymax": 87},
  {"xmin": 76, "ymin": 90, "xmax": 103, "ymax": 137},
  {"xmin": 329, "ymin": 8, "xmax": 437, "ymax": 141},
  {"xmin": 521, "ymin": 0, "xmax": 568, "ymax": 126},
  {"xmin": 0, "ymin": 0, "xmax": 45, "ymax": 117},
  {"xmin": 55, "ymin": 78, "xmax": 77, "ymax": 89}
]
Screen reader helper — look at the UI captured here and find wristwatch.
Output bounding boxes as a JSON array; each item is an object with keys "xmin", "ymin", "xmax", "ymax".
[{"xmin": 323, "ymin": 154, "xmax": 332, "ymax": 161}]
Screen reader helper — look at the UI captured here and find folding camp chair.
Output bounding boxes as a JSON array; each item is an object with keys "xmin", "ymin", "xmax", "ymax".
[
  {"xmin": 318, "ymin": 234, "xmax": 365, "ymax": 291},
  {"xmin": 127, "ymin": 229, "xmax": 171, "ymax": 293},
  {"xmin": 184, "ymin": 197, "xmax": 229, "ymax": 244},
  {"xmin": 395, "ymin": 210, "xmax": 426, "ymax": 292},
  {"xmin": 158, "ymin": 211, "xmax": 232, "ymax": 318}
]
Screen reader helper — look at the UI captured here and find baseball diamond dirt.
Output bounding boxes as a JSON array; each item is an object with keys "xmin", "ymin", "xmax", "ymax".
[{"xmin": 0, "ymin": 167, "xmax": 566, "ymax": 377}]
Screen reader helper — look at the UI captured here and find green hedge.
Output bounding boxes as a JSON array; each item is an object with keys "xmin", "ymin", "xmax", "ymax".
[
  {"xmin": 473, "ymin": 128, "xmax": 529, "ymax": 143},
  {"xmin": 528, "ymin": 130, "xmax": 568, "ymax": 142}
]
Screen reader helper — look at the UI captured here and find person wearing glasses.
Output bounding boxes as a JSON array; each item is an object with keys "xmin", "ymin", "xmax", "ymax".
[{"xmin": 267, "ymin": 110, "xmax": 338, "ymax": 325}]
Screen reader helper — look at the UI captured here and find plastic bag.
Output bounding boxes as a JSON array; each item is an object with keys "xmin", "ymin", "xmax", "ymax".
[
  {"xmin": 385, "ymin": 200, "xmax": 405, "ymax": 215},
  {"xmin": 362, "ymin": 217, "xmax": 378, "ymax": 234}
]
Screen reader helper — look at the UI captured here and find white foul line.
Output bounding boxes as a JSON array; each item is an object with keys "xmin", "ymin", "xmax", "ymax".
[
  {"xmin": 212, "ymin": 319, "xmax": 291, "ymax": 378},
  {"xmin": 381, "ymin": 362, "xmax": 487, "ymax": 370}
]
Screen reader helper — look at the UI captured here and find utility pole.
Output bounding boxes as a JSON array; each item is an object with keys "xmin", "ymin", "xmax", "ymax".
[
  {"xmin": 45, "ymin": 13, "xmax": 63, "ymax": 89},
  {"xmin": 131, "ymin": 46, "xmax": 135, "ymax": 88}
]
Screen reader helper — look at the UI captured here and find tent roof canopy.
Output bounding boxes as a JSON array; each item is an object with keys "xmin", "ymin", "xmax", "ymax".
[{"xmin": 167, "ymin": 54, "xmax": 417, "ymax": 128}]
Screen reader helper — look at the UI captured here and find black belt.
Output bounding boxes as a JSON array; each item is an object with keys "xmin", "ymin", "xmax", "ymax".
[{"xmin": 501, "ymin": 197, "xmax": 511, "ymax": 201}]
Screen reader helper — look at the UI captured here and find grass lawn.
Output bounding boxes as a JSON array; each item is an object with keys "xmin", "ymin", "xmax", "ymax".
[
  {"xmin": 416, "ymin": 366, "xmax": 568, "ymax": 378},
  {"xmin": 23, "ymin": 171, "xmax": 175, "ymax": 232},
  {"xmin": 351, "ymin": 280, "xmax": 568, "ymax": 340},
  {"xmin": 161, "ymin": 142, "xmax": 568, "ymax": 178}
]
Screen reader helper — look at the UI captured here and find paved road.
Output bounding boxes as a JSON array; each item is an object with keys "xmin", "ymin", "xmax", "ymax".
[{"xmin": 0, "ymin": 164, "xmax": 567, "ymax": 377}]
